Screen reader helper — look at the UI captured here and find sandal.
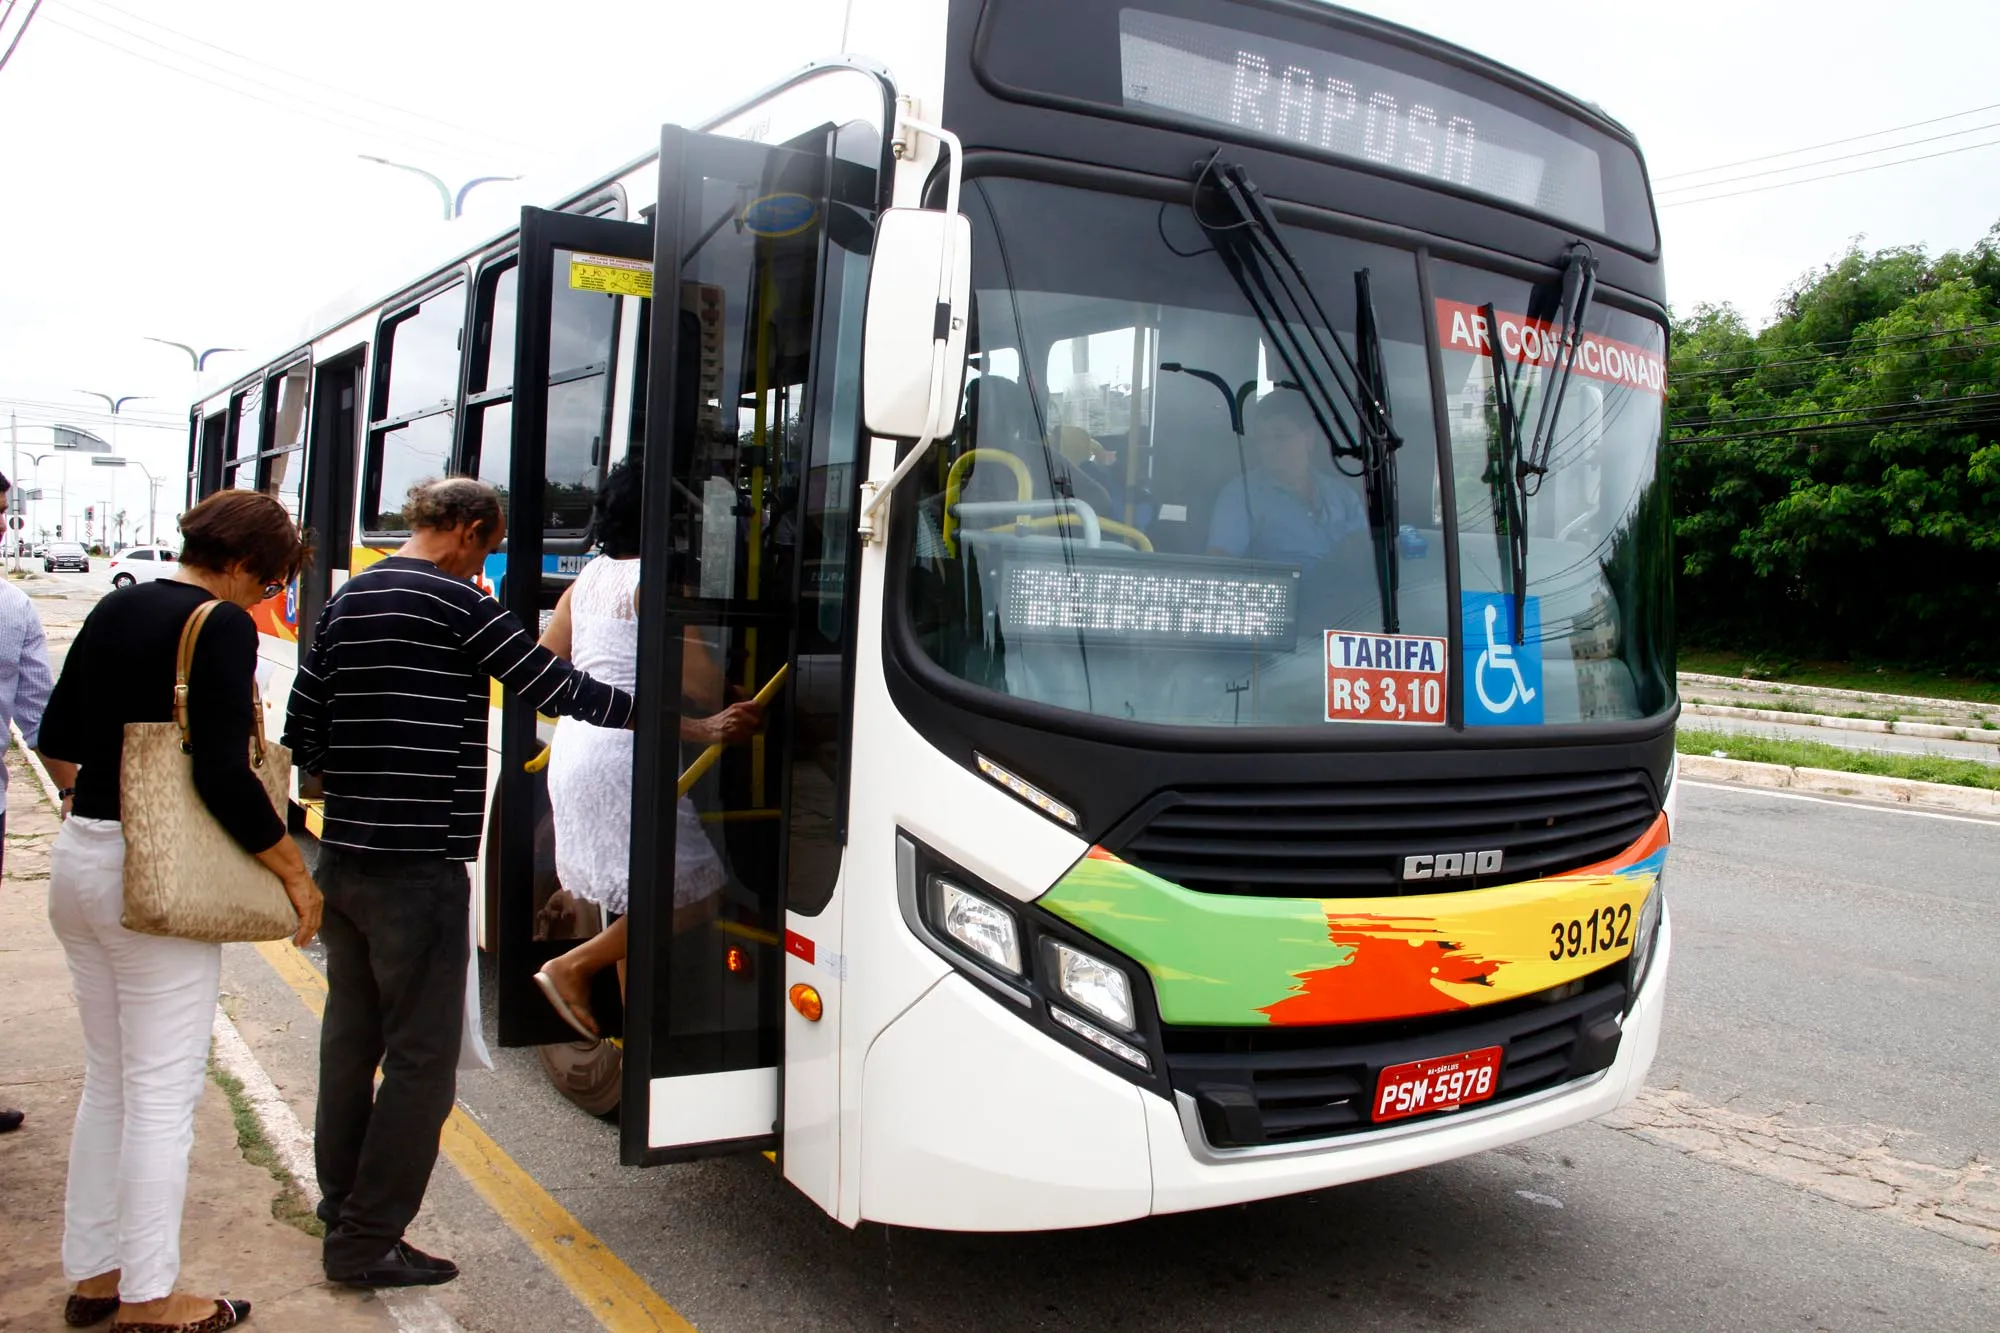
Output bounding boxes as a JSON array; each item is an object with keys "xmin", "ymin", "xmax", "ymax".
[
  {"xmin": 533, "ymin": 970, "xmax": 598, "ymax": 1041},
  {"xmin": 112, "ymin": 1298, "xmax": 250, "ymax": 1331},
  {"xmin": 65, "ymin": 1294, "xmax": 119, "ymax": 1327}
]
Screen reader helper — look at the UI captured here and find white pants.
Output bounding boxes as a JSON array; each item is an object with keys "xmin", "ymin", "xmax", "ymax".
[{"xmin": 46, "ymin": 816, "xmax": 221, "ymax": 1303}]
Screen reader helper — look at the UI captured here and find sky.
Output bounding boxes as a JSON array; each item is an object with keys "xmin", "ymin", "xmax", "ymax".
[{"xmin": 0, "ymin": 0, "xmax": 1994, "ymax": 535}]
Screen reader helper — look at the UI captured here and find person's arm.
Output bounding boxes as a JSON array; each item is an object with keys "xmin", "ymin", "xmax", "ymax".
[
  {"xmin": 281, "ymin": 604, "xmax": 334, "ymax": 774},
  {"xmin": 187, "ymin": 606, "xmax": 291, "ymax": 855},
  {"xmin": 35, "ymin": 606, "xmax": 90, "ymax": 768},
  {"xmin": 537, "ymin": 584, "xmax": 575, "ymax": 658},
  {"xmin": 12, "ymin": 605, "xmax": 54, "ymax": 751},
  {"xmin": 457, "ymin": 591, "xmax": 633, "ymax": 727},
  {"xmin": 189, "ymin": 607, "xmax": 321, "ymax": 945}
]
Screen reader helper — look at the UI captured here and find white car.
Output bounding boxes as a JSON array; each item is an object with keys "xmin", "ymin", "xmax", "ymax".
[{"xmin": 107, "ymin": 544, "xmax": 180, "ymax": 588}]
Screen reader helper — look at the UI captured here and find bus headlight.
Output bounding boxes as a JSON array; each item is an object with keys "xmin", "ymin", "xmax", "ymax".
[
  {"xmin": 1629, "ymin": 875, "xmax": 1664, "ymax": 999},
  {"xmin": 935, "ymin": 878, "xmax": 1022, "ymax": 975},
  {"xmin": 1050, "ymin": 942, "xmax": 1136, "ymax": 1033}
]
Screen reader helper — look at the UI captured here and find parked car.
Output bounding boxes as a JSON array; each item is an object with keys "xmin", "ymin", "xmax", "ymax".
[
  {"xmin": 107, "ymin": 544, "xmax": 179, "ymax": 588},
  {"xmin": 43, "ymin": 542, "xmax": 90, "ymax": 573}
]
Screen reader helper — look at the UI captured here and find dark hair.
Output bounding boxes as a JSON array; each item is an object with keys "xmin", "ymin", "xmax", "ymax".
[
  {"xmin": 591, "ymin": 458, "xmax": 644, "ymax": 558},
  {"xmin": 178, "ymin": 491, "xmax": 312, "ymax": 583},
  {"xmin": 0, "ymin": 470, "xmax": 11, "ymax": 493},
  {"xmin": 404, "ymin": 477, "xmax": 503, "ymax": 541}
]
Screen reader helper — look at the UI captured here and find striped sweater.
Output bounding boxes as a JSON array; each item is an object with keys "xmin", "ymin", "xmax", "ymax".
[{"xmin": 284, "ymin": 556, "xmax": 633, "ymax": 860}]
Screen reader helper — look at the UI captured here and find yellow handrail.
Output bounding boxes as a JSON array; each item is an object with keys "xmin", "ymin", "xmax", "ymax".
[
  {"xmin": 522, "ymin": 665, "xmax": 791, "ymax": 796},
  {"xmin": 982, "ymin": 513, "xmax": 1155, "ymax": 552},
  {"xmin": 942, "ymin": 448, "xmax": 1032, "ymax": 555},
  {"xmin": 676, "ymin": 662, "xmax": 790, "ymax": 798}
]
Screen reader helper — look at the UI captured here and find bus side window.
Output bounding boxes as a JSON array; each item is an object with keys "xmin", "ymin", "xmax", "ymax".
[
  {"xmin": 465, "ymin": 261, "xmax": 519, "ymax": 518},
  {"xmin": 365, "ymin": 281, "xmax": 467, "ymax": 532}
]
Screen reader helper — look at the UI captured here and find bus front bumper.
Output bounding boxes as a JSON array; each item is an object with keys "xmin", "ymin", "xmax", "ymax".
[{"xmin": 857, "ymin": 908, "xmax": 1670, "ymax": 1230}]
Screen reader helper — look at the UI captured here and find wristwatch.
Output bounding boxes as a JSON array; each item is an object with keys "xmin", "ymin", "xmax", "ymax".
[{"xmin": 57, "ymin": 786, "xmax": 74, "ymax": 800}]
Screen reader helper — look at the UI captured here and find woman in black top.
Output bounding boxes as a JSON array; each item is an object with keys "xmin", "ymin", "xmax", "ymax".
[{"xmin": 40, "ymin": 491, "xmax": 321, "ymax": 1333}]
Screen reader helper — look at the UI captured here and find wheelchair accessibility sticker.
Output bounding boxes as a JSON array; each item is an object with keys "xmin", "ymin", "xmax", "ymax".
[{"xmin": 1462, "ymin": 592, "xmax": 1544, "ymax": 726}]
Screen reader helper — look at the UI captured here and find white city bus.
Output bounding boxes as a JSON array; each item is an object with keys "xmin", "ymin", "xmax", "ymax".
[{"xmin": 191, "ymin": 0, "xmax": 1675, "ymax": 1231}]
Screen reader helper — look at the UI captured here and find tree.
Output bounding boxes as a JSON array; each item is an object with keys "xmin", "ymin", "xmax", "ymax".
[{"xmin": 1669, "ymin": 226, "xmax": 2000, "ymax": 672}]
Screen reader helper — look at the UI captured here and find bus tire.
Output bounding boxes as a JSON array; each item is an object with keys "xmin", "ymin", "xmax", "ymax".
[{"xmin": 536, "ymin": 1038, "xmax": 621, "ymax": 1118}]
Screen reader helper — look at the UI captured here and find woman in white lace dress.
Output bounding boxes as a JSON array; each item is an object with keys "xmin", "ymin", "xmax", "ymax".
[{"xmin": 533, "ymin": 460, "xmax": 760, "ymax": 1039}]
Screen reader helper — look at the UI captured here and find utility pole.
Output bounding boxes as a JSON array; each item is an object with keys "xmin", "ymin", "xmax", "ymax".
[{"xmin": 8, "ymin": 413, "xmax": 18, "ymax": 574}]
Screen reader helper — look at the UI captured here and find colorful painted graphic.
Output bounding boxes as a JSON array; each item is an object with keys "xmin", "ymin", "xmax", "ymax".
[{"xmin": 1041, "ymin": 817, "xmax": 1667, "ymax": 1026}]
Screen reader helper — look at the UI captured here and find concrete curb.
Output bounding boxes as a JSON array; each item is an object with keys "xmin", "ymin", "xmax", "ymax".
[
  {"xmin": 1677, "ymin": 753, "xmax": 2000, "ymax": 818},
  {"xmin": 1684, "ymin": 702, "xmax": 2000, "ymax": 746},
  {"xmin": 10, "ymin": 725, "xmax": 464, "ymax": 1333},
  {"xmin": 1678, "ymin": 671, "xmax": 1997, "ymax": 716}
]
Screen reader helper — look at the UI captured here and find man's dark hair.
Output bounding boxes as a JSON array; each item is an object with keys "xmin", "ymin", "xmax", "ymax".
[
  {"xmin": 591, "ymin": 458, "xmax": 643, "ymax": 558},
  {"xmin": 179, "ymin": 490, "xmax": 313, "ymax": 583},
  {"xmin": 0, "ymin": 470, "xmax": 11, "ymax": 493},
  {"xmin": 404, "ymin": 477, "xmax": 503, "ymax": 542}
]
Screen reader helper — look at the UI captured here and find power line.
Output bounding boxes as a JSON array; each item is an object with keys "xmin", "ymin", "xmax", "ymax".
[
  {"xmin": 1654, "ymin": 100, "xmax": 2000, "ymax": 182},
  {"xmin": 1670, "ymin": 403, "xmax": 2000, "ymax": 446},
  {"xmin": 1671, "ymin": 391, "xmax": 2000, "ymax": 432},
  {"xmin": 1671, "ymin": 319, "xmax": 2000, "ymax": 360},
  {"xmin": 1672, "ymin": 335, "xmax": 2000, "ymax": 381},
  {"xmin": 1670, "ymin": 414, "xmax": 2000, "ymax": 448},
  {"xmin": 55, "ymin": 0, "xmax": 552, "ymax": 159},
  {"xmin": 1659, "ymin": 137, "xmax": 2000, "ymax": 208},
  {"xmin": 39, "ymin": 13, "xmax": 513, "ymax": 162},
  {"xmin": 1656, "ymin": 118, "xmax": 2000, "ymax": 196}
]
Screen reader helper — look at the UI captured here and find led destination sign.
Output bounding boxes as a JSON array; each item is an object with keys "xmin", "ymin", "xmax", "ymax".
[{"xmin": 1117, "ymin": 9, "xmax": 1611, "ymax": 232}]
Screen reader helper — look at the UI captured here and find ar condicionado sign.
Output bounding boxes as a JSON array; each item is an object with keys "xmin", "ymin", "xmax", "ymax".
[{"xmin": 1436, "ymin": 299, "xmax": 1666, "ymax": 399}]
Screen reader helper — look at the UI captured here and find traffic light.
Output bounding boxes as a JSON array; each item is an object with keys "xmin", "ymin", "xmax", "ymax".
[{"xmin": 85, "ymin": 506, "xmax": 94, "ymax": 524}]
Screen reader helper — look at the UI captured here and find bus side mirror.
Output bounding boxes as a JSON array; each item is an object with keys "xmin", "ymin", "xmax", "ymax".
[{"xmin": 862, "ymin": 208, "xmax": 972, "ymax": 442}]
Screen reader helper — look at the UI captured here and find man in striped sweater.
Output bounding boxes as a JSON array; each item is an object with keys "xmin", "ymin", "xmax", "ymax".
[{"xmin": 284, "ymin": 477, "xmax": 633, "ymax": 1289}]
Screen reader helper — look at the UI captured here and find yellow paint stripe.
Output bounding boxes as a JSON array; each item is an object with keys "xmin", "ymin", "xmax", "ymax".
[{"xmin": 252, "ymin": 941, "xmax": 694, "ymax": 1332}]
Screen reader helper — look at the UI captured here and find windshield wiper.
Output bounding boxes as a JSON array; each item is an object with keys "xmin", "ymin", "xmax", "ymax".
[
  {"xmin": 1189, "ymin": 154, "xmax": 1404, "ymax": 632},
  {"xmin": 1480, "ymin": 242, "xmax": 1599, "ymax": 646}
]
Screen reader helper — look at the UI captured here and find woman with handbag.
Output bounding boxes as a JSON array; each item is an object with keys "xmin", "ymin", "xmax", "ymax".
[{"xmin": 38, "ymin": 490, "xmax": 322, "ymax": 1333}]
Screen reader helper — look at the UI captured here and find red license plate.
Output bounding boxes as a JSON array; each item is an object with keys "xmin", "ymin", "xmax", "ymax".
[{"xmin": 1371, "ymin": 1046, "xmax": 1503, "ymax": 1123}]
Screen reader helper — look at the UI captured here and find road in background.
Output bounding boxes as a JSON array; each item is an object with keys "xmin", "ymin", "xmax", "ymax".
[{"xmin": 26, "ymin": 571, "xmax": 1999, "ymax": 1329}]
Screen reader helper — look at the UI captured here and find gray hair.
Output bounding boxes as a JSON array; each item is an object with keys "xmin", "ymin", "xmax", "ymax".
[{"xmin": 404, "ymin": 477, "xmax": 502, "ymax": 537}]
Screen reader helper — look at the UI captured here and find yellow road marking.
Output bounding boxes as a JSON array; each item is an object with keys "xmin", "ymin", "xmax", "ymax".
[{"xmin": 252, "ymin": 941, "xmax": 695, "ymax": 1332}]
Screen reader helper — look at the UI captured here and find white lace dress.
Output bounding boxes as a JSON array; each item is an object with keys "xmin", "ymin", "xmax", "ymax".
[{"xmin": 546, "ymin": 555, "xmax": 726, "ymax": 916}]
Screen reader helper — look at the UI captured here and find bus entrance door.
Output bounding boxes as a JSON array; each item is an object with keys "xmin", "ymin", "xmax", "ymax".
[
  {"xmin": 489, "ymin": 208, "xmax": 655, "ymax": 1063},
  {"xmin": 610, "ymin": 125, "xmax": 849, "ymax": 1164}
]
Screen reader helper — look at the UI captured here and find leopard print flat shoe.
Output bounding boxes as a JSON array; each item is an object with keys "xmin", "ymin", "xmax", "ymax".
[
  {"xmin": 63, "ymin": 1293, "xmax": 119, "ymax": 1327},
  {"xmin": 110, "ymin": 1298, "xmax": 249, "ymax": 1331}
]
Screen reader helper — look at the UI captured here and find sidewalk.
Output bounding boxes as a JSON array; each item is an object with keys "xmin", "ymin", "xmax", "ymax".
[{"xmin": 0, "ymin": 752, "xmax": 403, "ymax": 1332}]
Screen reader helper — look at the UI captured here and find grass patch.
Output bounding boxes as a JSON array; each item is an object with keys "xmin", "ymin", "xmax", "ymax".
[
  {"xmin": 208, "ymin": 1061, "xmax": 324, "ymax": 1238},
  {"xmin": 1679, "ymin": 727, "xmax": 2000, "ymax": 790},
  {"xmin": 1678, "ymin": 649, "xmax": 2000, "ymax": 705}
]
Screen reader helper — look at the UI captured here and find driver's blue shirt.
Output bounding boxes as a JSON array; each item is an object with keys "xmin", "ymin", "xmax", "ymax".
[{"xmin": 1207, "ymin": 467, "xmax": 1368, "ymax": 566}]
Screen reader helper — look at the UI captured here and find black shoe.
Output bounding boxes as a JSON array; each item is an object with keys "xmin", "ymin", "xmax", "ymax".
[
  {"xmin": 328, "ymin": 1240, "xmax": 459, "ymax": 1288},
  {"xmin": 0, "ymin": 1107, "xmax": 22, "ymax": 1133}
]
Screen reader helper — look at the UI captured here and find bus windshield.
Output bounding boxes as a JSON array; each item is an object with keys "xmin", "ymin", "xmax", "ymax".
[{"xmin": 901, "ymin": 174, "xmax": 1672, "ymax": 729}]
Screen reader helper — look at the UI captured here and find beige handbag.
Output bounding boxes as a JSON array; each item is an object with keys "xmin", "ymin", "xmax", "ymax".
[{"xmin": 120, "ymin": 599, "xmax": 298, "ymax": 943}]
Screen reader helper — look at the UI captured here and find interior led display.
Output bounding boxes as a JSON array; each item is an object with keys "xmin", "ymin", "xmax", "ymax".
[{"xmin": 979, "ymin": 542, "xmax": 1299, "ymax": 651}]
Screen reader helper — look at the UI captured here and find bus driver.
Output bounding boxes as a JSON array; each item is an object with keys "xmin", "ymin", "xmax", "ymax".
[{"xmin": 1205, "ymin": 390, "xmax": 1368, "ymax": 571}]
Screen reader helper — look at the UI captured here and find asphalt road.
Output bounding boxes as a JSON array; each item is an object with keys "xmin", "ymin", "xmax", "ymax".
[
  {"xmin": 1686, "ymin": 713, "xmax": 2000, "ymax": 766},
  {"xmin": 219, "ymin": 778, "xmax": 2000, "ymax": 1332},
  {"xmin": 28, "ymin": 573, "xmax": 1997, "ymax": 1329}
]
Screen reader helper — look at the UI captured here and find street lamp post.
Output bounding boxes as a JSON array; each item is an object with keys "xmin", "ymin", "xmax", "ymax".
[{"xmin": 90, "ymin": 455, "xmax": 161, "ymax": 544}]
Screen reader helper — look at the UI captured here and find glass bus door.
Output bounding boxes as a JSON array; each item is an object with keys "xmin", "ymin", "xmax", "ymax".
[
  {"xmin": 495, "ymin": 127, "xmax": 847, "ymax": 1165},
  {"xmin": 617, "ymin": 126, "xmax": 844, "ymax": 1163}
]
